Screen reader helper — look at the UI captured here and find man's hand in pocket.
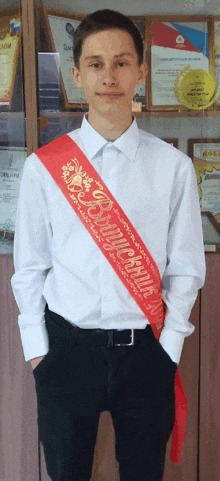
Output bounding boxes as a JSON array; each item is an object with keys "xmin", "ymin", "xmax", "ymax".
[{"xmin": 30, "ymin": 355, "xmax": 45, "ymax": 370}]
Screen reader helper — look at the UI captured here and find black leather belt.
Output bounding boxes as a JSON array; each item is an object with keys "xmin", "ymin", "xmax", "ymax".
[
  {"xmin": 67, "ymin": 326, "xmax": 152, "ymax": 348},
  {"xmin": 96, "ymin": 328, "xmax": 135, "ymax": 347},
  {"xmin": 45, "ymin": 305, "xmax": 152, "ymax": 348}
]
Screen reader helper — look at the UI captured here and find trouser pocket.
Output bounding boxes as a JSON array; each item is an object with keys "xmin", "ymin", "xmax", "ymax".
[
  {"xmin": 154, "ymin": 339, "xmax": 177, "ymax": 370},
  {"xmin": 32, "ymin": 343, "xmax": 59, "ymax": 380}
]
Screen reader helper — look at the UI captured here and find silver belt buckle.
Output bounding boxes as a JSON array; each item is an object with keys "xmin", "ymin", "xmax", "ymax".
[{"xmin": 115, "ymin": 329, "xmax": 135, "ymax": 347}]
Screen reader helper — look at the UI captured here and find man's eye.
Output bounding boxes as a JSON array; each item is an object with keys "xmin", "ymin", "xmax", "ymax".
[
  {"xmin": 118, "ymin": 62, "xmax": 127, "ymax": 67},
  {"xmin": 90, "ymin": 63, "xmax": 101, "ymax": 68}
]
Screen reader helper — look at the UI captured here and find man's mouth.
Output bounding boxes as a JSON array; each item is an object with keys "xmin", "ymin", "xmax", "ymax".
[{"xmin": 97, "ymin": 93, "xmax": 124, "ymax": 99}]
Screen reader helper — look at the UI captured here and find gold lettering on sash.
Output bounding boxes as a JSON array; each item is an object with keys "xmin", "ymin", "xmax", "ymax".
[
  {"xmin": 117, "ymin": 248, "xmax": 135, "ymax": 259},
  {"xmin": 106, "ymin": 232, "xmax": 123, "ymax": 242},
  {"xmin": 78, "ymin": 190, "xmax": 113, "ymax": 218},
  {"xmin": 100, "ymin": 224, "xmax": 118, "ymax": 234},
  {"xmin": 94, "ymin": 215, "xmax": 112, "ymax": 227},
  {"xmin": 127, "ymin": 265, "xmax": 149, "ymax": 277},
  {"xmin": 134, "ymin": 275, "xmax": 151, "ymax": 284},
  {"xmin": 142, "ymin": 286, "xmax": 159, "ymax": 297},
  {"xmin": 104, "ymin": 240, "xmax": 130, "ymax": 251},
  {"xmin": 134, "ymin": 278, "xmax": 153, "ymax": 287},
  {"xmin": 106, "ymin": 232, "xmax": 124, "ymax": 242},
  {"xmin": 145, "ymin": 299, "xmax": 164, "ymax": 315},
  {"xmin": 121, "ymin": 256, "xmax": 142, "ymax": 267}
]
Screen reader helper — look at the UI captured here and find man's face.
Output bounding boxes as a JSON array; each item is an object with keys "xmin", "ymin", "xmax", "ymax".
[{"xmin": 72, "ymin": 28, "xmax": 147, "ymax": 119}]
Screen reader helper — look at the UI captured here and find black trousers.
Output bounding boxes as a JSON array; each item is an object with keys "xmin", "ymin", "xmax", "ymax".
[{"xmin": 33, "ymin": 304, "xmax": 177, "ymax": 481}]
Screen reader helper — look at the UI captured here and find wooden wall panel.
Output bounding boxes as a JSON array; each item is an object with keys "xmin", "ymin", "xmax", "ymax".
[
  {"xmin": 163, "ymin": 294, "xmax": 200, "ymax": 481},
  {"xmin": 0, "ymin": 255, "xmax": 39, "ymax": 481},
  {"xmin": 21, "ymin": 0, "xmax": 39, "ymax": 154},
  {"xmin": 199, "ymin": 254, "xmax": 220, "ymax": 481},
  {"xmin": 39, "ymin": 443, "xmax": 50, "ymax": 480},
  {"xmin": 90, "ymin": 411, "xmax": 119, "ymax": 481}
]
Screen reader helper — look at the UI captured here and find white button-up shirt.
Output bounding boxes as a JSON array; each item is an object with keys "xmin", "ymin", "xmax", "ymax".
[{"xmin": 11, "ymin": 115, "xmax": 206, "ymax": 364}]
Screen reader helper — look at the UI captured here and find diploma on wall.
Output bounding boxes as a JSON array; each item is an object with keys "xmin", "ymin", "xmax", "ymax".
[
  {"xmin": 43, "ymin": 8, "xmax": 87, "ymax": 110},
  {"xmin": 0, "ymin": 12, "xmax": 21, "ymax": 109},
  {"xmin": 0, "ymin": 145, "xmax": 26, "ymax": 237},
  {"xmin": 189, "ymin": 139, "xmax": 220, "ymax": 247},
  {"xmin": 146, "ymin": 16, "xmax": 218, "ymax": 111}
]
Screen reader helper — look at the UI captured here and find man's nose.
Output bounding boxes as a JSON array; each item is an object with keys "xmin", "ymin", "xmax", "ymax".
[{"xmin": 102, "ymin": 65, "xmax": 117, "ymax": 85}]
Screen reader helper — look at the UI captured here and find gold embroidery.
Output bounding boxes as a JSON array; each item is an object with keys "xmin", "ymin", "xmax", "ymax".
[
  {"xmin": 78, "ymin": 190, "xmax": 113, "ymax": 219},
  {"xmin": 62, "ymin": 158, "xmax": 102, "ymax": 192},
  {"xmin": 156, "ymin": 323, "xmax": 163, "ymax": 331}
]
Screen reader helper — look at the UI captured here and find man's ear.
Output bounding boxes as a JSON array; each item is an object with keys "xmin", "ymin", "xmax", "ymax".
[
  {"xmin": 71, "ymin": 66, "xmax": 82, "ymax": 88},
  {"xmin": 136, "ymin": 61, "xmax": 148, "ymax": 85}
]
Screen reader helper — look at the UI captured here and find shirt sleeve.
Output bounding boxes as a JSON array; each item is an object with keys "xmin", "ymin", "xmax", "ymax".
[
  {"xmin": 10, "ymin": 154, "xmax": 52, "ymax": 362},
  {"xmin": 159, "ymin": 154, "xmax": 206, "ymax": 365}
]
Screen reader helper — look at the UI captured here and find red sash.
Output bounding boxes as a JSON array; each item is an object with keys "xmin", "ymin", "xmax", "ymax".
[{"xmin": 36, "ymin": 134, "xmax": 187, "ymax": 465}]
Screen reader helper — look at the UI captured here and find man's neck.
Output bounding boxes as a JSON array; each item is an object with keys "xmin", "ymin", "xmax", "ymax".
[{"xmin": 87, "ymin": 110, "xmax": 133, "ymax": 141}]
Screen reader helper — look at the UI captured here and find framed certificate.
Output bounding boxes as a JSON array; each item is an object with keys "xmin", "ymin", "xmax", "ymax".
[
  {"xmin": 213, "ymin": 16, "xmax": 220, "ymax": 109},
  {"xmin": 0, "ymin": 9, "xmax": 21, "ymax": 110},
  {"xmin": 188, "ymin": 139, "xmax": 220, "ymax": 247},
  {"xmin": 0, "ymin": 143, "xmax": 26, "ymax": 239},
  {"xmin": 42, "ymin": 8, "xmax": 87, "ymax": 110},
  {"xmin": 146, "ymin": 15, "xmax": 217, "ymax": 111}
]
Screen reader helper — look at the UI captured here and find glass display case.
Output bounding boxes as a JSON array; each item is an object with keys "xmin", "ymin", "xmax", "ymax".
[
  {"xmin": 1, "ymin": 1, "xmax": 220, "ymax": 480},
  {"xmin": 35, "ymin": 6, "xmax": 220, "ymax": 251},
  {"xmin": 0, "ymin": 4, "xmax": 26, "ymax": 254}
]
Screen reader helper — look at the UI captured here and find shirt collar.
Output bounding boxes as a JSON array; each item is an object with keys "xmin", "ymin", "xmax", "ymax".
[{"xmin": 79, "ymin": 113, "xmax": 139, "ymax": 162}]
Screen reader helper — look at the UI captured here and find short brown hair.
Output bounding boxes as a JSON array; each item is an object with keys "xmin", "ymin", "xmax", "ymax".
[{"xmin": 73, "ymin": 9, "xmax": 144, "ymax": 68}]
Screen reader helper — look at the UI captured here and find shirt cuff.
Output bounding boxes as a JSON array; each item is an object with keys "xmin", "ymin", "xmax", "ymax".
[
  {"xmin": 18, "ymin": 314, "xmax": 50, "ymax": 362},
  {"xmin": 159, "ymin": 328, "xmax": 185, "ymax": 365}
]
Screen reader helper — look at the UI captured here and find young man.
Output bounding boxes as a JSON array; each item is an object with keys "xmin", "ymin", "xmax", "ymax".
[{"xmin": 11, "ymin": 9, "xmax": 205, "ymax": 481}]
